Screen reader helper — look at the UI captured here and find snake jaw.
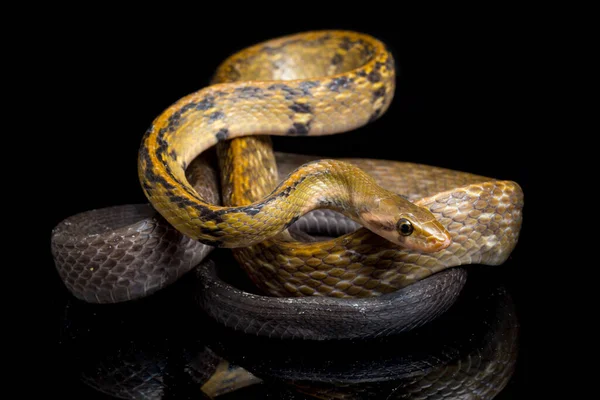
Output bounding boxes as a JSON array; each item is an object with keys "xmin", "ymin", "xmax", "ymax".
[{"xmin": 421, "ymin": 220, "xmax": 453, "ymax": 252}]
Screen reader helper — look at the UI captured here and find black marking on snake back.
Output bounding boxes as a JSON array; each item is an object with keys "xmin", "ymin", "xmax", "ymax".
[
  {"xmin": 197, "ymin": 224, "xmax": 220, "ymax": 236},
  {"xmin": 356, "ymin": 70, "xmax": 368, "ymax": 77},
  {"xmin": 284, "ymin": 215, "xmax": 300, "ymax": 229},
  {"xmin": 157, "ymin": 142, "xmax": 178, "ymax": 183},
  {"xmin": 277, "ymin": 174, "xmax": 309, "ymax": 197},
  {"xmin": 235, "ymin": 86, "xmax": 266, "ymax": 99},
  {"xmin": 194, "ymin": 96, "xmax": 216, "ymax": 111},
  {"xmin": 156, "ymin": 135, "xmax": 169, "ymax": 159},
  {"xmin": 179, "ymin": 103, "xmax": 196, "ymax": 113},
  {"xmin": 360, "ymin": 46, "xmax": 374, "ymax": 60},
  {"xmin": 267, "ymin": 84, "xmax": 304, "ymax": 100},
  {"xmin": 208, "ymin": 111, "xmax": 224, "ymax": 123},
  {"xmin": 142, "ymin": 180, "xmax": 153, "ymax": 193},
  {"xmin": 299, "ymin": 81, "xmax": 319, "ymax": 95},
  {"xmin": 331, "ymin": 54, "xmax": 343, "ymax": 65},
  {"xmin": 169, "ymin": 194, "xmax": 225, "ymax": 224},
  {"xmin": 144, "ymin": 165, "xmax": 176, "ymax": 191},
  {"xmin": 287, "ymin": 122, "xmax": 310, "ymax": 135},
  {"xmin": 152, "ymin": 132, "xmax": 197, "ymax": 197},
  {"xmin": 372, "ymin": 87, "xmax": 386, "ymax": 101},
  {"xmin": 289, "ymin": 102, "xmax": 312, "ymax": 113},
  {"xmin": 339, "ymin": 37, "xmax": 354, "ymax": 50},
  {"xmin": 216, "ymin": 128, "xmax": 229, "ymax": 141},
  {"xmin": 166, "ymin": 111, "xmax": 185, "ymax": 132},
  {"xmin": 260, "ymin": 173, "xmax": 308, "ymax": 204},
  {"xmin": 367, "ymin": 71, "xmax": 382, "ymax": 83},
  {"xmin": 328, "ymin": 76, "xmax": 353, "ymax": 92},
  {"xmin": 154, "ymin": 150, "xmax": 202, "ymax": 197},
  {"xmin": 139, "ymin": 144, "xmax": 152, "ymax": 167},
  {"xmin": 142, "ymin": 126, "xmax": 154, "ymax": 141},
  {"xmin": 168, "ymin": 194, "xmax": 196, "ymax": 209}
]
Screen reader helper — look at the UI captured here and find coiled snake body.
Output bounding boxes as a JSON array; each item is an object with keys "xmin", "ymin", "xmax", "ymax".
[
  {"xmin": 137, "ymin": 30, "xmax": 451, "ymax": 252},
  {"xmin": 51, "ymin": 31, "xmax": 524, "ymax": 338}
]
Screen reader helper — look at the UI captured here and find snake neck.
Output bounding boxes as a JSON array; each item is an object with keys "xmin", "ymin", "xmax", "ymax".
[
  {"xmin": 137, "ymin": 31, "xmax": 396, "ymax": 247},
  {"xmin": 262, "ymin": 157, "xmax": 392, "ymax": 221}
]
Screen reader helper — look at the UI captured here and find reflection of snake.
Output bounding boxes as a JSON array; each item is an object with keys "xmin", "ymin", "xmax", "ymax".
[
  {"xmin": 50, "ymin": 31, "xmax": 523, "ymax": 308},
  {"xmin": 58, "ymin": 264, "xmax": 518, "ymax": 399}
]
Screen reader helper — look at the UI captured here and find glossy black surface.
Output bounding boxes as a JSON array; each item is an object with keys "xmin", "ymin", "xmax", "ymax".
[{"xmin": 38, "ymin": 17, "xmax": 533, "ymax": 398}]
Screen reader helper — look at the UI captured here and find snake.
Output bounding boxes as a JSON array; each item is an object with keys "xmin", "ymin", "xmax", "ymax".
[
  {"xmin": 136, "ymin": 30, "xmax": 452, "ymax": 252},
  {"xmin": 50, "ymin": 30, "xmax": 524, "ymax": 338},
  {"xmin": 215, "ymin": 134, "xmax": 521, "ymax": 300}
]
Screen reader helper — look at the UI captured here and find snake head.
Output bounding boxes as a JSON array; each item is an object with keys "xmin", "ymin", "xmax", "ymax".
[{"xmin": 360, "ymin": 195, "xmax": 452, "ymax": 253}]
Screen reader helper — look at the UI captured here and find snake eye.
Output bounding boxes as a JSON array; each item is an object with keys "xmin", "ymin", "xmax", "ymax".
[{"xmin": 397, "ymin": 218, "xmax": 414, "ymax": 236}]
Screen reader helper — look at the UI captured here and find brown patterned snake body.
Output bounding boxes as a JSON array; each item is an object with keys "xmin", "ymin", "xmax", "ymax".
[
  {"xmin": 137, "ymin": 30, "xmax": 451, "ymax": 252},
  {"xmin": 50, "ymin": 31, "xmax": 523, "ymax": 339}
]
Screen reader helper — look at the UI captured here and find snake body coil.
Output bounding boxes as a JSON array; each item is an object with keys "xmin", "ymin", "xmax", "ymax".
[
  {"xmin": 138, "ymin": 31, "xmax": 451, "ymax": 252},
  {"xmin": 51, "ymin": 31, "xmax": 524, "ymax": 341}
]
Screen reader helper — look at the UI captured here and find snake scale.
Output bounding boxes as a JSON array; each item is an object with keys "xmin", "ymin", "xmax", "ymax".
[{"xmin": 50, "ymin": 30, "xmax": 524, "ymax": 339}]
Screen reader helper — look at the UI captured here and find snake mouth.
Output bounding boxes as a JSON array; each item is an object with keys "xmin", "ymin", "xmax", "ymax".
[
  {"xmin": 426, "ymin": 235, "xmax": 451, "ymax": 253},
  {"xmin": 433, "ymin": 236, "xmax": 452, "ymax": 252},
  {"xmin": 428, "ymin": 232, "xmax": 452, "ymax": 252},
  {"xmin": 418, "ymin": 219, "xmax": 453, "ymax": 252},
  {"xmin": 397, "ymin": 235, "xmax": 450, "ymax": 253}
]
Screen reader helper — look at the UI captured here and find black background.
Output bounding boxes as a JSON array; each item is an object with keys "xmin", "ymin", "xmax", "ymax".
[{"xmin": 33, "ymin": 12, "xmax": 537, "ymax": 398}]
